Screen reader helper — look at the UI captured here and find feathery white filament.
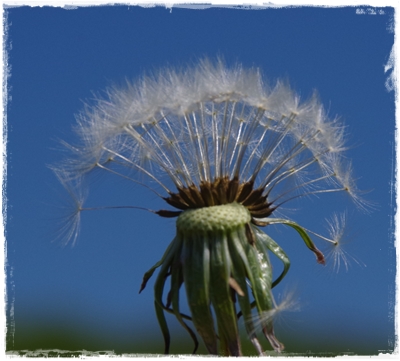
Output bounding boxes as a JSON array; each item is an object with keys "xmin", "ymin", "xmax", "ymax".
[{"xmin": 58, "ymin": 58, "xmax": 362, "ymax": 223}]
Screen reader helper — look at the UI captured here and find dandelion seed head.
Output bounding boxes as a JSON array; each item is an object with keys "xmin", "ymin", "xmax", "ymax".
[
  {"xmin": 54, "ymin": 58, "xmax": 366, "ymax": 355},
  {"xmin": 66, "ymin": 60, "xmax": 347, "ymax": 194}
]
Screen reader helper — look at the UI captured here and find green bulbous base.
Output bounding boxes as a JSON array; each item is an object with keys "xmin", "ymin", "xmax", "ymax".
[{"xmin": 176, "ymin": 202, "xmax": 251, "ymax": 233}]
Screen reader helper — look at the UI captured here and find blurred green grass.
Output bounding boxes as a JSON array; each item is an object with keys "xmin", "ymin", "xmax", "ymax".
[{"xmin": 7, "ymin": 318, "xmax": 394, "ymax": 356}]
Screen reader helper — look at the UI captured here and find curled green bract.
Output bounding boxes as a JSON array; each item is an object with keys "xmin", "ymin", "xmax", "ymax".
[{"xmin": 140, "ymin": 203, "xmax": 322, "ymax": 356}]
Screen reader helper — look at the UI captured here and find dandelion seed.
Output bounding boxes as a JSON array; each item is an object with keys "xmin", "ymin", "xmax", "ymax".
[
  {"xmin": 247, "ymin": 289, "xmax": 301, "ymax": 336},
  {"xmin": 54, "ymin": 58, "xmax": 364, "ymax": 355},
  {"xmin": 51, "ymin": 170, "xmax": 85, "ymax": 246},
  {"xmin": 323, "ymin": 212, "xmax": 365, "ymax": 273}
]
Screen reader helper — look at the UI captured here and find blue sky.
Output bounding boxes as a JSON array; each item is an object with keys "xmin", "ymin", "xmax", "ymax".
[{"xmin": 4, "ymin": 5, "xmax": 396, "ymax": 355}]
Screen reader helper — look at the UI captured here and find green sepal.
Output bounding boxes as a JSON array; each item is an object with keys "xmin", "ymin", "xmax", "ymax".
[
  {"xmin": 154, "ymin": 260, "xmax": 172, "ymax": 354},
  {"xmin": 154, "ymin": 300, "xmax": 170, "ymax": 354},
  {"xmin": 228, "ymin": 233, "xmax": 264, "ymax": 355},
  {"xmin": 139, "ymin": 238, "xmax": 178, "ymax": 293},
  {"xmin": 170, "ymin": 256, "xmax": 199, "ymax": 354},
  {"xmin": 251, "ymin": 225, "xmax": 290, "ymax": 288},
  {"xmin": 231, "ymin": 227, "xmax": 283, "ymax": 352},
  {"xmin": 153, "ymin": 237, "xmax": 183, "ymax": 354},
  {"xmin": 262, "ymin": 218, "xmax": 325, "ymax": 264},
  {"xmin": 182, "ymin": 234, "xmax": 218, "ymax": 355},
  {"xmin": 209, "ymin": 231, "xmax": 241, "ymax": 356}
]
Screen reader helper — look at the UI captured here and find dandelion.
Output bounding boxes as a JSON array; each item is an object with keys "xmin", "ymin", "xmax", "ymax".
[{"xmin": 55, "ymin": 58, "xmax": 363, "ymax": 355}]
